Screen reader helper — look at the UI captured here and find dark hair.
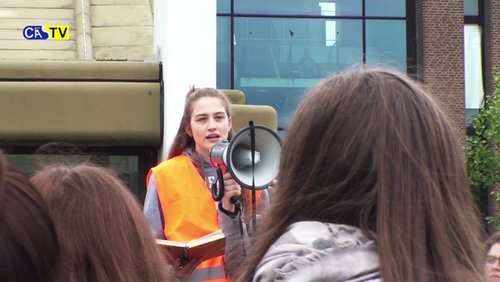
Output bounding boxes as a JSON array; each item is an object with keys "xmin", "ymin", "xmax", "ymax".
[
  {"xmin": 239, "ymin": 66, "xmax": 484, "ymax": 281},
  {"xmin": 31, "ymin": 164, "xmax": 172, "ymax": 282},
  {"xmin": 0, "ymin": 151, "xmax": 59, "ymax": 282}
]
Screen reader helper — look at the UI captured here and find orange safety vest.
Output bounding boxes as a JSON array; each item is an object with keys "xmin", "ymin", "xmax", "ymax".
[{"xmin": 150, "ymin": 155, "xmax": 229, "ymax": 282}]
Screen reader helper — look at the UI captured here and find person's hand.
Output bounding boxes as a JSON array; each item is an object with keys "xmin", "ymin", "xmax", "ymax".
[
  {"xmin": 268, "ymin": 179, "xmax": 278, "ymax": 196},
  {"xmin": 221, "ymin": 172, "xmax": 241, "ymax": 212},
  {"xmin": 173, "ymin": 257, "xmax": 202, "ymax": 279},
  {"xmin": 267, "ymin": 179, "xmax": 278, "ymax": 201}
]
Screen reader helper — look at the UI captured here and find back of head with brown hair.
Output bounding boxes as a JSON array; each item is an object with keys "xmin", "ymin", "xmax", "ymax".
[
  {"xmin": 0, "ymin": 151, "xmax": 59, "ymax": 282},
  {"xmin": 31, "ymin": 163, "xmax": 171, "ymax": 282},
  {"xmin": 239, "ymin": 66, "xmax": 485, "ymax": 281}
]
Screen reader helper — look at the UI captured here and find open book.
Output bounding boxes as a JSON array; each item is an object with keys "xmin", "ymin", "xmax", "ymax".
[{"xmin": 156, "ymin": 229, "xmax": 226, "ymax": 262}]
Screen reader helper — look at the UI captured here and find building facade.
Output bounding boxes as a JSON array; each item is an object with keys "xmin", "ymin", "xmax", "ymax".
[
  {"xmin": 0, "ymin": 0, "xmax": 498, "ymax": 210},
  {"xmin": 215, "ymin": 0, "xmax": 492, "ymax": 140}
]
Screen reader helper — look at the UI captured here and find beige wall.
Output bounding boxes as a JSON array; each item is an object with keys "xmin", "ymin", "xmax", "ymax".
[
  {"xmin": 0, "ymin": 0, "xmax": 76, "ymax": 60},
  {"xmin": 91, "ymin": 0, "xmax": 153, "ymax": 61},
  {"xmin": 0, "ymin": 0, "xmax": 153, "ymax": 61}
]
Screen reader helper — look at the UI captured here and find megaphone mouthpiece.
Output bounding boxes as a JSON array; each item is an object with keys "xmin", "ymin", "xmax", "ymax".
[{"xmin": 232, "ymin": 149, "xmax": 261, "ymax": 169}]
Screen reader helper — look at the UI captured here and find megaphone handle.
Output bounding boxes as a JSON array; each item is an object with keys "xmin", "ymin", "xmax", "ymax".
[
  {"xmin": 211, "ymin": 168, "xmax": 240, "ymax": 204},
  {"xmin": 211, "ymin": 168, "xmax": 225, "ymax": 201},
  {"xmin": 230, "ymin": 196, "xmax": 239, "ymax": 204}
]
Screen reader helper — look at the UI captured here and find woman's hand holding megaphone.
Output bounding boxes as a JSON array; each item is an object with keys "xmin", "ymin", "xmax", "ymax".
[
  {"xmin": 268, "ymin": 179, "xmax": 278, "ymax": 195},
  {"xmin": 220, "ymin": 172, "xmax": 242, "ymax": 213}
]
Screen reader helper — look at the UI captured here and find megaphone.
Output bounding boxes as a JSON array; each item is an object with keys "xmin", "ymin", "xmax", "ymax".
[{"xmin": 209, "ymin": 123, "xmax": 282, "ymax": 190}]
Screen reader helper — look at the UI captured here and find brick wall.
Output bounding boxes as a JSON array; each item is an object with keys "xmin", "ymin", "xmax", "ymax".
[
  {"xmin": 484, "ymin": 0, "xmax": 500, "ymax": 97},
  {"xmin": 415, "ymin": 0, "xmax": 465, "ymax": 142}
]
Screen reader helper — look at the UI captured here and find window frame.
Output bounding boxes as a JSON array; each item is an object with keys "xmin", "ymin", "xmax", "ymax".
[
  {"xmin": 2, "ymin": 146, "xmax": 158, "ymax": 204},
  {"xmin": 217, "ymin": 0, "xmax": 416, "ymax": 132}
]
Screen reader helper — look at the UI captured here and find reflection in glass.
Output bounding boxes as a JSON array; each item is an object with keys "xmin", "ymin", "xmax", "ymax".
[
  {"xmin": 234, "ymin": 0, "xmax": 362, "ymax": 16},
  {"xmin": 464, "ymin": 0, "xmax": 479, "ymax": 16},
  {"xmin": 5, "ymin": 153, "xmax": 140, "ymax": 199},
  {"xmin": 464, "ymin": 24, "xmax": 483, "ymax": 125},
  {"xmin": 217, "ymin": 0, "xmax": 230, "ymax": 14},
  {"xmin": 365, "ymin": 0, "xmax": 405, "ymax": 17},
  {"xmin": 233, "ymin": 18, "xmax": 363, "ymax": 129},
  {"xmin": 234, "ymin": 18, "xmax": 362, "ymax": 79},
  {"xmin": 366, "ymin": 20, "xmax": 407, "ymax": 72},
  {"xmin": 217, "ymin": 17, "xmax": 231, "ymax": 88},
  {"xmin": 217, "ymin": 0, "xmax": 409, "ymax": 132}
]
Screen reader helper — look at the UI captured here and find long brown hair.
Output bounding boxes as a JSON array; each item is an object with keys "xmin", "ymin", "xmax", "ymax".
[
  {"xmin": 0, "ymin": 151, "xmax": 59, "ymax": 282},
  {"xmin": 168, "ymin": 87, "xmax": 256, "ymax": 215},
  {"xmin": 31, "ymin": 164, "xmax": 172, "ymax": 282},
  {"xmin": 239, "ymin": 66, "xmax": 485, "ymax": 281},
  {"xmin": 168, "ymin": 87, "xmax": 233, "ymax": 160}
]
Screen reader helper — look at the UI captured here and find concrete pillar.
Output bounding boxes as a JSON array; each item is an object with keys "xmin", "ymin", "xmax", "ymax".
[{"xmin": 155, "ymin": 0, "xmax": 217, "ymax": 159}]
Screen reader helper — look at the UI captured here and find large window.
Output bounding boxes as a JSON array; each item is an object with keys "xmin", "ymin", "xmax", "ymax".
[
  {"xmin": 464, "ymin": 0, "xmax": 484, "ymax": 125},
  {"xmin": 3, "ymin": 146, "xmax": 157, "ymax": 203},
  {"xmin": 464, "ymin": 24, "xmax": 484, "ymax": 123},
  {"xmin": 217, "ymin": 0, "xmax": 412, "ymax": 133}
]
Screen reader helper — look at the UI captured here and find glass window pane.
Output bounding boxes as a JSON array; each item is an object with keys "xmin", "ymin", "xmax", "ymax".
[
  {"xmin": 464, "ymin": 0, "xmax": 479, "ymax": 16},
  {"xmin": 5, "ymin": 153, "xmax": 140, "ymax": 199},
  {"xmin": 366, "ymin": 20, "xmax": 407, "ymax": 72},
  {"xmin": 108, "ymin": 155, "xmax": 140, "ymax": 198},
  {"xmin": 464, "ymin": 24, "xmax": 484, "ymax": 111},
  {"xmin": 234, "ymin": 0, "xmax": 362, "ymax": 16},
  {"xmin": 366, "ymin": 0, "xmax": 405, "ymax": 17},
  {"xmin": 233, "ymin": 17, "xmax": 362, "ymax": 129},
  {"xmin": 217, "ymin": 0, "xmax": 230, "ymax": 14},
  {"xmin": 217, "ymin": 17, "xmax": 231, "ymax": 89}
]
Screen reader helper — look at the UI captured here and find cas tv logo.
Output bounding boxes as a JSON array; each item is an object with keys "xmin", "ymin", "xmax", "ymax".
[{"xmin": 23, "ymin": 26, "xmax": 70, "ymax": 40}]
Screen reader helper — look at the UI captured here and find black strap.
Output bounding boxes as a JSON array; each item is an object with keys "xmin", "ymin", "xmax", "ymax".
[
  {"xmin": 218, "ymin": 201, "xmax": 239, "ymax": 218},
  {"xmin": 249, "ymin": 121, "xmax": 257, "ymax": 234},
  {"xmin": 211, "ymin": 167, "xmax": 225, "ymax": 201}
]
